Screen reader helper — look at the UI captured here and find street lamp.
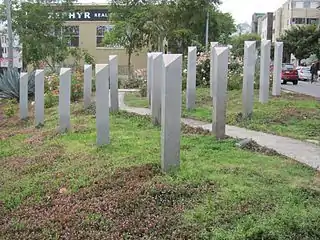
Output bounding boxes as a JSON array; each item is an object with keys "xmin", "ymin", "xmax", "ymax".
[{"xmin": 4, "ymin": 0, "xmax": 13, "ymax": 70}]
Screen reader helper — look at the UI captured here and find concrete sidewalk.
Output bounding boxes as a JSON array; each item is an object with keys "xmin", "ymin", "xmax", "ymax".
[{"xmin": 118, "ymin": 91, "xmax": 320, "ymax": 170}]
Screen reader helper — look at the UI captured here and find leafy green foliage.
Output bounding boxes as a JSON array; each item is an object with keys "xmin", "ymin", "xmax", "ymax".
[
  {"xmin": 279, "ymin": 25, "xmax": 320, "ymax": 62},
  {"xmin": 9, "ymin": 0, "xmax": 74, "ymax": 70},
  {"xmin": 3, "ymin": 99, "xmax": 17, "ymax": 117},
  {"xmin": 230, "ymin": 33, "xmax": 261, "ymax": 59},
  {"xmin": 69, "ymin": 48, "xmax": 95, "ymax": 70},
  {"xmin": 104, "ymin": 0, "xmax": 236, "ymax": 65},
  {"xmin": 0, "ymin": 68, "xmax": 35, "ymax": 100}
]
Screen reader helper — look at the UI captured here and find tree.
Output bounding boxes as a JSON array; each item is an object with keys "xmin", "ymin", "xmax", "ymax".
[
  {"xmin": 279, "ymin": 25, "xmax": 319, "ymax": 64},
  {"xmin": 145, "ymin": 0, "xmax": 236, "ymax": 54},
  {"xmin": 7, "ymin": 0, "xmax": 74, "ymax": 70},
  {"xmin": 104, "ymin": 0, "xmax": 151, "ymax": 77},
  {"xmin": 213, "ymin": 11, "xmax": 236, "ymax": 44},
  {"xmin": 230, "ymin": 33, "xmax": 261, "ymax": 59}
]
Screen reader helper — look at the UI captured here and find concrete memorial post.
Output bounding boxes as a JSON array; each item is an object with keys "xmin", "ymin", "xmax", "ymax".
[
  {"xmin": 242, "ymin": 41, "xmax": 256, "ymax": 118},
  {"xmin": 259, "ymin": 40, "xmax": 271, "ymax": 103},
  {"xmin": 210, "ymin": 42, "xmax": 219, "ymax": 97},
  {"xmin": 212, "ymin": 47, "xmax": 229, "ymax": 139},
  {"xmin": 95, "ymin": 64, "xmax": 110, "ymax": 146},
  {"xmin": 58, "ymin": 68, "xmax": 71, "ymax": 133},
  {"xmin": 186, "ymin": 46, "xmax": 197, "ymax": 110},
  {"xmin": 109, "ymin": 55, "xmax": 119, "ymax": 112},
  {"xmin": 161, "ymin": 54, "xmax": 182, "ymax": 172},
  {"xmin": 19, "ymin": 72, "xmax": 28, "ymax": 120},
  {"xmin": 147, "ymin": 53, "xmax": 154, "ymax": 105},
  {"xmin": 35, "ymin": 69, "xmax": 45, "ymax": 126},
  {"xmin": 272, "ymin": 42, "xmax": 283, "ymax": 96},
  {"xmin": 83, "ymin": 64, "xmax": 92, "ymax": 109},
  {"xmin": 151, "ymin": 52, "xmax": 163, "ymax": 126}
]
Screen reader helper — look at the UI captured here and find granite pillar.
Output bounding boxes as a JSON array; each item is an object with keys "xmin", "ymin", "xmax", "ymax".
[
  {"xmin": 272, "ymin": 42, "xmax": 283, "ymax": 96},
  {"xmin": 109, "ymin": 55, "xmax": 119, "ymax": 112},
  {"xmin": 35, "ymin": 69, "xmax": 44, "ymax": 126},
  {"xmin": 186, "ymin": 46, "xmax": 197, "ymax": 110},
  {"xmin": 19, "ymin": 72, "xmax": 28, "ymax": 120},
  {"xmin": 259, "ymin": 40, "xmax": 271, "ymax": 103},
  {"xmin": 83, "ymin": 64, "xmax": 92, "ymax": 109},
  {"xmin": 212, "ymin": 47, "xmax": 229, "ymax": 139},
  {"xmin": 242, "ymin": 41, "xmax": 256, "ymax": 118},
  {"xmin": 58, "ymin": 68, "xmax": 71, "ymax": 132},
  {"xmin": 210, "ymin": 42, "xmax": 219, "ymax": 97},
  {"xmin": 151, "ymin": 52, "xmax": 163, "ymax": 126},
  {"xmin": 95, "ymin": 64, "xmax": 110, "ymax": 146},
  {"xmin": 161, "ymin": 54, "xmax": 182, "ymax": 172}
]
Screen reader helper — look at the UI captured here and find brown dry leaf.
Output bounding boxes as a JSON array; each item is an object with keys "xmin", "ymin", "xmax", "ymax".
[{"xmin": 59, "ymin": 188, "xmax": 68, "ymax": 194}]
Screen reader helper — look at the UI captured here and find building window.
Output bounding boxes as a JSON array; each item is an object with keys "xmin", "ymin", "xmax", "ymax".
[
  {"xmin": 307, "ymin": 18, "xmax": 318, "ymax": 24},
  {"xmin": 1, "ymin": 36, "xmax": 6, "ymax": 44},
  {"xmin": 2, "ymin": 47, "xmax": 7, "ymax": 54},
  {"xmin": 292, "ymin": 18, "xmax": 305, "ymax": 24},
  {"xmin": 311, "ymin": 2, "xmax": 320, "ymax": 8},
  {"xmin": 303, "ymin": 1, "xmax": 311, "ymax": 8},
  {"xmin": 64, "ymin": 26, "xmax": 79, "ymax": 47},
  {"xmin": 96, "ymin": 25, "xmax": 121, "ymax": 48},
  {"xmin": 292, "ymin": 1, "xmax": 304, "ymax": 8}
]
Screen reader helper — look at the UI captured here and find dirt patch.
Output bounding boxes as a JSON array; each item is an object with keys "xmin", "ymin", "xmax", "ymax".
[
  {"xmin": 0, "ymin": 127, "xmax": 35, "ymax": 141},
  {"xmin": 0, "ymin": 164, "xmax": 215, "ymax": 239},
  {"xmin": 239, "ymin": 139, "xmax": 282, "ymax": 157},
  {"xmin": 279, "ymin": 92, "xmax": 317, "ymax": 101},
  {"xmin": 197, "ymin": 95, "xmax": 212, "ymax": 106},
  {"xmin": 181, "ymin": 123, "xmax": 211, "ymax": 135},
  {"xmin": 24, "ymin": 129, "xmax": 58, "ymax": 145},
  {"xmin": 1, "ymin": 144, "xmax": 64, "ymax": 173},
  {"xmin": 73, "ymin": 103, "xmax": 96, "ymax": 116},
  {"xmin": 272, "ymin": 107, "xmax": 320, "ymax": 123}
]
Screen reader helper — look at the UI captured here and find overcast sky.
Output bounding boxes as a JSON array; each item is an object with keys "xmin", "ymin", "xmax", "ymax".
[
  {"xmin": 219, "ymin": 0, "xmax": 284, "ymax": 23},
  {"xmin": 80, "ymin": 0, "xmax": 285, "ymax": 24}
]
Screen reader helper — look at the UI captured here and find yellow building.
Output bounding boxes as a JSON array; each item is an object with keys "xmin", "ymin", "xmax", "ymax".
[{"xmin": 63, "ymin": 3, "xmax": 146, "ymax": 72}]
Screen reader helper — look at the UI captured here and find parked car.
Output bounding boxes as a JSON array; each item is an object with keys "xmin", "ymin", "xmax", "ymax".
[
  {"xmin": 296, "ymin": 66, "xmax": 312, "ymax": 81},
  {"xmin": 281, "ymin": 63, "xmax": 298, "ymax": 85}
]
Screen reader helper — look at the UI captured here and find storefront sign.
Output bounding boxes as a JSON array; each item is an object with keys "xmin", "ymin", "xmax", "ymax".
[{"xmin": 67, "ymin": 9, "xmax": 109, "ymax": 21}]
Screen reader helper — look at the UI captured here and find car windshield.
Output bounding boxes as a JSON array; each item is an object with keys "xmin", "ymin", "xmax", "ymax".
[
  {"xmin": 301, "ymin": 67, "xmax": 310, "ymax": 71},
  {"xmin": 282, "ymin": 64, "xmax": 294, "ymax": 70}
]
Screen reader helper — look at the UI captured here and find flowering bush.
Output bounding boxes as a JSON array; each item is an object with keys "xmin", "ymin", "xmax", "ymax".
[
  {"xmin": 196, "ymin": 53, "xmax": 210, "ymax": 87},
  {"xmin": 44, "ymin": 69, "xmax": 85, "ymax": 104},
  {"xmin": 71, "ymin": 70, "xmax": 84, "ymax": 102},
  {"xmin": 135, "ymin": 68, "xmax": 147, "ymax": 97},
  {"xmin": 193, "ymin": 52, "xmax": 263, "ymax": 91}
]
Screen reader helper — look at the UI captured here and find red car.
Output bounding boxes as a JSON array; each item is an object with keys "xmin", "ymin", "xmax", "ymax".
[{"xmin": 281, "ymin": 63, "xmax": 298, "ymax": 85}]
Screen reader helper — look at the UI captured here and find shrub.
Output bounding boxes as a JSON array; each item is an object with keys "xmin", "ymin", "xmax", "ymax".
[
  {"xmin": 44, "ymin": 70, "xmax": 85, "ymax": 103},
  {"xmin": 0, "ymin": 68, "xmax": 35, "ymax": 101},
  {"xmin": 138, "ymin": 77, "xmax": 147, "ymax": 97},
  {"xmin": 3, "ymin": 99, "xmax": 17, "ymax": 117},
  {"xmin": 71, "ymin": 70, "xmax": 84, "ymax": 102},
  {"xmin": 44, "ymin": 91, "xmax": 58, "ymax": 108},
  {"xmin": 44, "ymin": 73, "xmax": 59, "ymax": 94},
  {"xmin": 196, "ymin": 53, "xmax": 210, "ymax": 87}
]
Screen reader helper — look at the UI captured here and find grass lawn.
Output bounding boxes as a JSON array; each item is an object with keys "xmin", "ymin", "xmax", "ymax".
[
  {"xmin": 124, "ymin": 88, "xmax": 320, "ymax": 142},
  {"xmin": 1, "ymin": 102, "xmax": 320, "ymax": 239}
]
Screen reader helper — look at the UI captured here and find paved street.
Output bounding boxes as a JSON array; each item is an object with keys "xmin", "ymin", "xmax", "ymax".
[{"xmin": 281, "ymin": 81, "xmax": 320, "ymax": 98}]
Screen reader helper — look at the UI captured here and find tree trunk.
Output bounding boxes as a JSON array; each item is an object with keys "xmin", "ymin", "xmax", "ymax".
[{"xmin": 128, "ymin": 51, "xmax": 132, "ymax": 80}]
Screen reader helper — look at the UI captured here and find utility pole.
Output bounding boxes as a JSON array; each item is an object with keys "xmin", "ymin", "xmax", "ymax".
[
  {"xmin": 4, "ymin": 0, "xmax": 13, "ymax": 70},
  {"xmin": 205, "ymin": 11, "xmax": 209, "ymax": 52}
]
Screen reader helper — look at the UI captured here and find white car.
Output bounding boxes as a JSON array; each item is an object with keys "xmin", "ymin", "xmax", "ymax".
[{"xmin": 296, "ymin": 66, "xmax": 312, "ymax": 81}]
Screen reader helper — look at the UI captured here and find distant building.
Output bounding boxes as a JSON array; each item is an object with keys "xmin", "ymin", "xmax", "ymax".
[
  {"xmin": 251, "ymin": 13, "xmax": 266, "ymax": 33},
  {"xmin": 257, "ymin": 12, "xmax": 274, "ymax": 41},
  {"xmin": 0, "ymin": 21, "xmax": 22, "ymax": 70},
  {"xmin": 234, "ymin": 22, "xmax": 252, "ymax": 35},
  {"xmin": 55, "ymin": 3, "xmax": 146, "ymax": 70},
  {"xmin": 272, "ymin": 0, "xmax": 320, "ymax": 41}
]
